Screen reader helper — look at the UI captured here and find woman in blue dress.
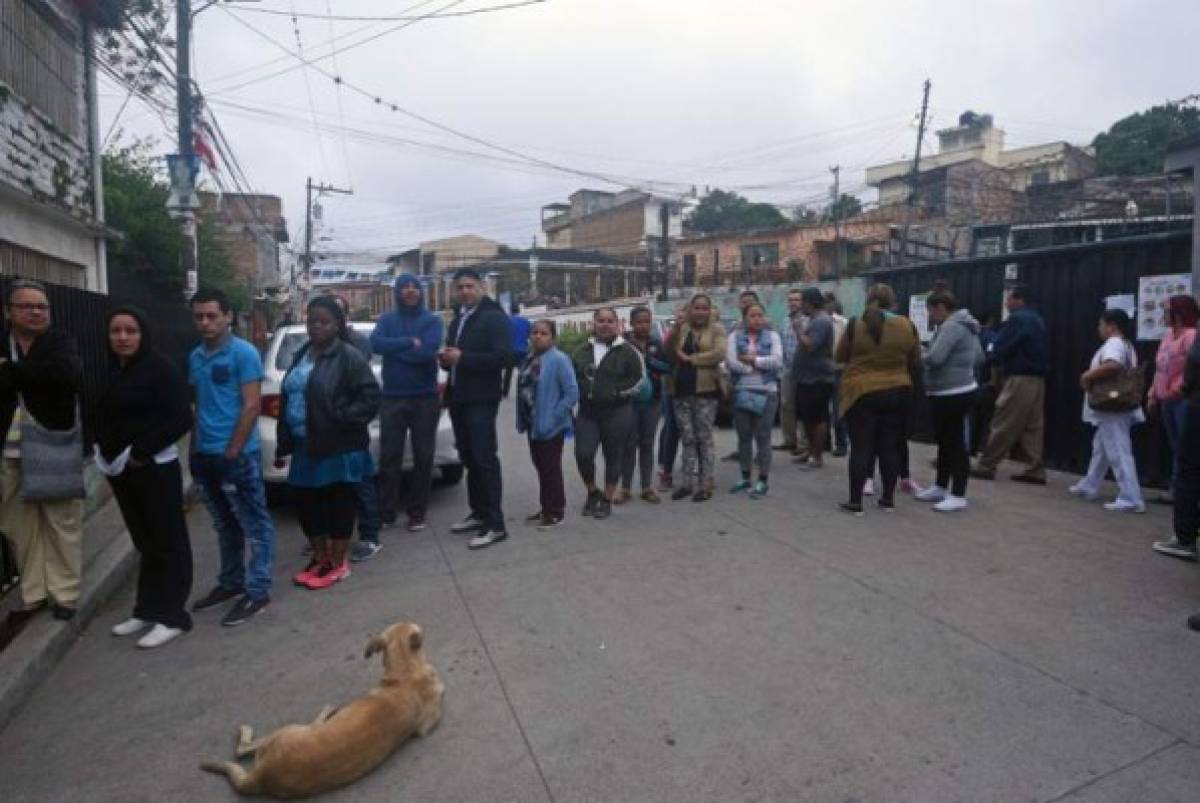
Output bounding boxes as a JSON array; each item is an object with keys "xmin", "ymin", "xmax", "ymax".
[{"xmin": 278, "ymin": 296, "xmax": 381, "ymax": 589}]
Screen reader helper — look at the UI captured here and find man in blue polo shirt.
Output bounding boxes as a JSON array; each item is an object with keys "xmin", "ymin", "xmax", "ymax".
[{"xmin": 188, "ymin": 288, "xmax": 275, "ymax": 627}]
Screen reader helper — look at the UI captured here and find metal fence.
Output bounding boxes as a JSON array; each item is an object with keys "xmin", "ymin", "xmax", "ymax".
[
  {"xmin": 866, "ymin": 229, "xmax": 1193, "ymax": 480},
  {"xmin": 0, "ymin": 277, "xmax": 198, "ymax": 600}
]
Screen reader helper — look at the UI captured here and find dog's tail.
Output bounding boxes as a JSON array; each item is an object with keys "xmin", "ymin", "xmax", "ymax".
[{"xmin": 200, "ymin": 761, "xmax": 263, "ymax": 795}]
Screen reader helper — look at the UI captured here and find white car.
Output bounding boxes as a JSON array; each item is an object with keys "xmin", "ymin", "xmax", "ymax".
[{"xmin": 258, "ymin": 323, "xmax": 463, "ymax": 497}]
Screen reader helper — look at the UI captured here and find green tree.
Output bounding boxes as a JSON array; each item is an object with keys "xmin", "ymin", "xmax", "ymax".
[
  {"xmin": 1092, "ymin": 103, "xmax": 1200, "ymax": 176},
  {"xmin": 103, "ymin": 140, "xmax": 243, "ymax": 308},
  {"xmin": 826, "ymin": 193, "xmax": 863, "ymax": 220},
  {"xmin": 686, "ymin": 189, "xmax": 788, "ymax": 234}
]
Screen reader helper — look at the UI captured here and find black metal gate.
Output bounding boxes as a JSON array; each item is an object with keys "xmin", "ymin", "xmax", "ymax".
[{"xmin": 866, "ymin": 229, "xmax": 1193, "ymax": 481}]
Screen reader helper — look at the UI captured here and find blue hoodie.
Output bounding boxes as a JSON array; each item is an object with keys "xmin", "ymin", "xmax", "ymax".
[{"xmin": 370, "ymin": 274, "xmax": 444, "ymax": 397}]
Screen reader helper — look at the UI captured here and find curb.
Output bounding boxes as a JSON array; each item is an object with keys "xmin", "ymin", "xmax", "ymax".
[{"xmin": 0, "ymin": 479, "xmax": 194, "ymax": 732}]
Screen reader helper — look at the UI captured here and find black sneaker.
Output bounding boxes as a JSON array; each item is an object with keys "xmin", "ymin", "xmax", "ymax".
[
  {"xmin": 525, "ymin": 511, "xmax": 546, "ymax": 524},
  {"xmin": 1188, "ymin": 613, "xmax": 1200, "ymax": 632},
  {"xmin": 467, "ymin": 530, "xmax": 508, "ymax": 550},
  {"xmin": 221, "ymin": 595, "xmax": 270, "ymax": 627},
  {"xmin": 407, "ymin": 515, "xmax": 428, "ymax": 533},
  {"xmin": 450, "ymin": 515, "xmax": 485, "ymax": 534},
  {"xmin": 877, "ymin": 499, "xmax": 896, "ymax": 513},
  {"xmin": 192, "ymin": 586, "xmax": 243, "ymax": 611},
  {"xmin": 838, "ymin": 502, "xmax": 864, "ymax": 517},
  {"xmin": 350, "ymin": 540, "xmax": 383, "ymax": 563},
  {"xmin": 671, "ymin": 487, "xmax": 694, "ymax": 501},
  {"xmin": 582, "ymin": 490, "xmax": 603, "ymax": 517},
  {"xmin": 537, "ymin": 514, "xmax": 564, "ymax": 531},
  {"xmin": 593, "ymin": 497, "xmax": 612, "ymax": 519}
]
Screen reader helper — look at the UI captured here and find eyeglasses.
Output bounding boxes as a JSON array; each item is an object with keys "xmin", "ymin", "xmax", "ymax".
[{"xmin": 9, "ymin": 303, "xmax": 49, "ymax": 312}]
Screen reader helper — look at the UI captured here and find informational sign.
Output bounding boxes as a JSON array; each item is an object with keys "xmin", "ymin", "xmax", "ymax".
[
  {"xmin": 909, "ymin": 292, "xmax": 932, "ymax": 342},
  {"xmin": 1137, "ymin": 273, "xmax": 1191, "ymax": 341}
]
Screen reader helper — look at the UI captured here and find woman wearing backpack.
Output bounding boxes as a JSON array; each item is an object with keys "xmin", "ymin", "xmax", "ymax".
[
  {"xmin": 571, "ymin": 308, "xmax": 644, "ymax": 520},
  {"xmin": 1070, "ymin": 309, "xmax": 1145, "ymax": 513},
  {"xmin": 725, "ymin": 302, "xmax": 783, "ymax": 499}
]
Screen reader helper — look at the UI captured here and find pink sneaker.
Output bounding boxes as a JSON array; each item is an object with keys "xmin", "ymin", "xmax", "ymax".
[
  {"xmin": 292, "ymin": 560, "xmax": 321, "ymax": 587},
  {"xmin": 898, "ymin": 478, "xmax": 923, "ymax": 495},
  {"xmin": 303, "ymin": 561, "xmax": 351, "ymax": 590},
  {"xmin": 862, "ymin": 479, "xmax": 875, "ymax": 497}
]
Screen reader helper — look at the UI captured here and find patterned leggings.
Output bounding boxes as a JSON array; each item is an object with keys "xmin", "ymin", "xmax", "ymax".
[{"xmin": 673, "ymin": 396, "xmax": 718, "ymax": 490}]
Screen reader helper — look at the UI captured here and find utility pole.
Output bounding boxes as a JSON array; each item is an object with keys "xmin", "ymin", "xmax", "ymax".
[
  {"xmin": 173, "ymin": 0, "xmax": 198, "ymax": 300},
  {"xmin": 300, "ymin": 177, "xmax": 353, "ymax": 314},
  {"xmin": 899, "ymin": 79, "xmax": 931, "ymax": 266},
  {"xmin": 658, "ymin": 200, "xmax": 671, "ymax": 301},
  {"xmin": 829, "ymin": 164, "xmax": 842, "ymax": 278}
]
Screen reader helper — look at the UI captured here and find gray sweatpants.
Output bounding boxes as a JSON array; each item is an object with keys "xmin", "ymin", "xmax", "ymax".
[{"xmin": 734, "ymin": 393, "xmax": 779, "ymax": 479}]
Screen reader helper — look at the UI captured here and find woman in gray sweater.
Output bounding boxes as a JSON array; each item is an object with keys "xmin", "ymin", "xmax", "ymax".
[{"xmin": 916, "ymin": 290, "xmax": 984, "ymax": 512}]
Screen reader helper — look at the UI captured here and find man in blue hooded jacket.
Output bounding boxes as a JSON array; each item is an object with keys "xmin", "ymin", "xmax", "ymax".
[{"xmin": 371, "ymin": 275, "xmax": 444, "ymax": 537}]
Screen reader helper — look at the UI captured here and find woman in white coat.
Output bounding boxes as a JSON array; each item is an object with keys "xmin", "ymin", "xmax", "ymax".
[{"xmin": 1070, "ymin": 309, "xmax": 1145, "ymax": 512}]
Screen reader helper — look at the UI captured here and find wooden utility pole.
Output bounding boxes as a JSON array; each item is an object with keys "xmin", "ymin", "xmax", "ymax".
[
  {"xmin": 829, "ymin": 164, "xmax": 842, "ymax": 277},
  {"xmin": 300, "ymin": 177, "xmax": 353, "ymax": 313},
  {"xmin": 899, "ymin": 79, "xmax": 931, "ymax": 266},
  {"xmin": 658, "ymin": 200, "xmax": 671, "ymax": 301}
]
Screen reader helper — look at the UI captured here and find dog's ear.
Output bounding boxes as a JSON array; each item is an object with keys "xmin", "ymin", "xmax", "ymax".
[
  {"xmin": 408, "ymin": 629, "xmax": 423, "ymax": 652},
  {"xmin": 364, "ymin": 634, "xmax": 387, "ymax": 660}
]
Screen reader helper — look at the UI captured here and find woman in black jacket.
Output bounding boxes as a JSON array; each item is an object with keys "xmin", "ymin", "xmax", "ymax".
[
  {"xmin": 96, "ymin": 306, "xmax": 194, "ymax": 649},
  {"xmin": 279, "ymin": 296, "xmax": 380, "ymax": 590}
]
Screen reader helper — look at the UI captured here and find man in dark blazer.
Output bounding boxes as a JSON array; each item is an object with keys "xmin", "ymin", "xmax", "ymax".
[{"xmin": 439, "ymin": 269, "xmax": 513, "ymax": 549}]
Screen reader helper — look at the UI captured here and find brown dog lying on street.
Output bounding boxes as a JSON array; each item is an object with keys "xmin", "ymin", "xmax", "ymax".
[{"xmin": 201, "ymin": 622, "xmax": 445, "ymax": 799}]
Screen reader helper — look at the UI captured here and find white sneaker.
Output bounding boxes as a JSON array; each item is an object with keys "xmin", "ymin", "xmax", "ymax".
[
  {"xmin": 1068, "ymin": 483, "xmax": 1099, "ymax": 500},
  {"xmin": 862, "ymin": 479, "xmax": 875, "ymax": 497},
  {"xmin": 933, "ymin": 495, "xmax": 968, "ymax": 513},
  {"xmin": 136, "ymin": 624, "xmax": 184, "ymax": 649},
  {"xmin": 916, "ymin": 485, "xmax": 948, "ymax": 503},
  {"xmin": 112, "ymin": 617, "xmax": 150, "ymax": 637},
  {"xmin": 1103, "ymin": 500, "xmax": 1145, "ymax": 514}
]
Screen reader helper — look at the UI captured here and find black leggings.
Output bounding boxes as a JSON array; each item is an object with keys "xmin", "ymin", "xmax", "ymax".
[
  {"xmin": 575, "ymin": 404, "xmax": 633, "ymax": 488},
  {"xmin": 930, "ymin": 390, "xmax": 976, "ymax": 497},
  {"xmin": 294, "ymin": 483, "xmax": 357, "ymax": 541},
  {"xmin": 846, "ymin": 387, "xmax": 912, "ymax": 505}
]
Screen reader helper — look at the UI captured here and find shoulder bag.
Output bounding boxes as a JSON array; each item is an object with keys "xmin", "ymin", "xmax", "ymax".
[
  {"xmin": 1087, "ymin": 341, "xmax": 1144, "ymax": 413},
  {"xmin": 18, "ymin": 397, "xmax": 86, "ymax": 502}
]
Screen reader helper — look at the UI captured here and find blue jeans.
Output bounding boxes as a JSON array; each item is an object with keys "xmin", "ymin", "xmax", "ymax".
[
  {"xmin": 191, "ymin": 452, "xmax": 275, "ymax": 601},
  {"xmin": 1162, "ymin": 398, "xmax": 1188, "ymax": 493},
  {"xmin": 355, "ymin": 474, "xmax": 381, "ymax": 543}
]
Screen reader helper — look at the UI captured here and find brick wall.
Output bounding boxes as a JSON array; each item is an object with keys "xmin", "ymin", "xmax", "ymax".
[
  {"xmin": 569, "ymin": 199, "xmax": 650, "ymax": 262},
  {"xmin": 0, "ymin": 0, "xmax": 93, "ymax": 223}
]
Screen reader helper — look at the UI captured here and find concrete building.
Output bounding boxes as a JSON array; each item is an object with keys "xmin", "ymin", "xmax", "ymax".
[
  {"xmin": 0, "ymin": 0, "xmax": 114, "ymax": 291},
  {"xmin": 198, "ymin": 192, "xmax": 289, "ymax": 292},
  {"xmin": 865, "ymin": 111, "xmax": 1096, "ymax": 208},
  {"xmin": 677, "ymin": 211, "xmax": 901, "ymax": 287},
  {"xmin": 385, "ymin": 234, "xmax": 503, "ymax": 309},
  {"xmin": 541, "ymin": 189, "xmax": 683, "ymax": 263}
]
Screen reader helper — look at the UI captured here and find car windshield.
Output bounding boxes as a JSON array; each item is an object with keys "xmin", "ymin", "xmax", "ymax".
[{"xmin": 274, "ymin": 331, "xmax": 381, "ymax": 371}]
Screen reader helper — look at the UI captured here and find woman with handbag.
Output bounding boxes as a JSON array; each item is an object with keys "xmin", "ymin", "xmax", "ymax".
[
  {"xmin": 516, "ymin": 319, "xmax": 578, "ymax": 530},
  {"xmin": 279, "ymin": 296, "xmax": 381, "ymax": 590},
  {"xmin": 0, "ymin": 280, "xmax": 84, "ymax": 641},
  {"xmin": 725, "ymin": 302, "xmax": 783, "ymax": 498},
  {"xmin": 619, "ymin": 306, "xmax": 669, "ymax": 505},
  {"xmin": 666, "ymin": 294, "xmax": 728, "ymax": 503},
  {"xmin": 835, "ymin": 283, "xmax": 922, "ymax": 516},
  {"xmin": 97, "ymin": 306, "xmax": 194, "ymax": 649},
  {"xmin": 571, "ymin": 308, "xmax": 644, "ymax": 520},
  {"xmin": 1146, "ymin": 295, "xmax": 1199, "ymax": 503},
  {"xmin": 1070, "ymin": 309, "xmax": 1145, "ymax": 512}
]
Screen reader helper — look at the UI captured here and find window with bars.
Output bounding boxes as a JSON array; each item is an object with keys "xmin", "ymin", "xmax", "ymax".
[{"xmin": 0, "ymin": 0, "xmax": 81, "ymax": 138}]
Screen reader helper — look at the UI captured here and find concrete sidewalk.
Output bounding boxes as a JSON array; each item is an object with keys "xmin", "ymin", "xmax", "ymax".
[{"xmin": 1, "ymin": 422, "xmax": 1198, "ymax": 802}]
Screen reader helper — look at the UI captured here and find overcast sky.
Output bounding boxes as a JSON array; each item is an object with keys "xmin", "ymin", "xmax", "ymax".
[{"xmin": 98, "ymin": 0, "xmax": 1199, "ymax": 267}]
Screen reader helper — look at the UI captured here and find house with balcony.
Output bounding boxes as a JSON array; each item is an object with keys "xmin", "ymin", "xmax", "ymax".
[{"xmin": 0, "ymin": 0, "xmax": 117, "ymax": 290}]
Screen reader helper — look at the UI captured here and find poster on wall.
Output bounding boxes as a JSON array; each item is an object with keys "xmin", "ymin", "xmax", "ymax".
[
  {"xmin": 909, "ymin": 292, "xmax": 932, "ymax": 342},
  {"xmin": 1137, "ymin": 274, "xmax": 1191, "ymax": 341},
  {"xmin": 1105, "ymin": 293, "xmax": 1136, "ymax": 320}
]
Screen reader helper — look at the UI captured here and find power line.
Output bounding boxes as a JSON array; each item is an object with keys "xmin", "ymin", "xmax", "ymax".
[
  {"xmin": 323, "ymin": 0, "xmax": 354, "ymax": 188},
  {"xmin": 229, "ymin": 0, "xmax": 548, "ymax": 23},
  {"xmin": 290, "ymin": 0, "xmax": 331, "ymax": 178}
]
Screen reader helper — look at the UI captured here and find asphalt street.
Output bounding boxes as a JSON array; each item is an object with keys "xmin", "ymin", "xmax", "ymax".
[{"xmin": 2, "ymin": 411, "xmax": 1199, "ymax": 802}]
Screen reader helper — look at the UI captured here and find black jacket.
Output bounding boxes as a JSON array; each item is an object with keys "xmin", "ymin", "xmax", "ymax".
[
  {"xmin": 0, "ymin": 326, "xmax": 82, "ymax": 439},
  {"xmin": 276, "ymin": 337, "xmax": 381, "ymax": 459},
  {"xmin": 444, "ymin": 296, "xmax": 512, "ymax": 404},
  {"xmin": 571, "ymin": 337, "xmax": 644, "ymax": 414},
  {"xmin": 95, "ymin": 306, "xmax": 192, "ymax": 463}
]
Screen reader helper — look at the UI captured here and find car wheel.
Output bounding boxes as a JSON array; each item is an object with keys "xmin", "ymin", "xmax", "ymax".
[{"xmin": 439, "ymin": 464, "xmax": 464, "ymax": 485}]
